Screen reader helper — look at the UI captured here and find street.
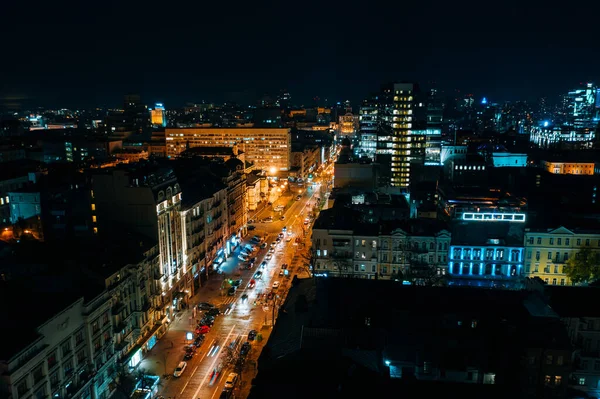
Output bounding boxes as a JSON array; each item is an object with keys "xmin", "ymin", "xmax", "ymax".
[{"xmin": 137, "ymin": 181, "xmax": 326, "ymax": 399}]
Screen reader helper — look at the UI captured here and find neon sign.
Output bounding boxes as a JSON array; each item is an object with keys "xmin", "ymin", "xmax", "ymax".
[{"xmin": 462, "ymin": 213, "xmax": 526, "ymax": 222}]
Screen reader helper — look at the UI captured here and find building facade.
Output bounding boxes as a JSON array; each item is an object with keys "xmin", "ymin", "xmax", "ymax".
[
  {"xmin": 524, "ymin": 227, "xmax": 600, "ymax": 286},
  {"xmin": 164, "ymin": 128, "xmax": 291, "ymax": 172},
  {"xmin": 543, "ymin": 161, "xmax": 595, "ymax": 175},
  {"xmin": 92, "ymin": 167, "xmax": 189, "ymax": 319},
  {"xmin": 379, "ymin": 227, "xmax": 451, "ymax": 279},
  {"xmin": 377, "ymin": 82, "xmax": 425, "ymax": 190},
  {"xmin": 312, "ymin": 217, "xmax": 451, "ymax": 281}
]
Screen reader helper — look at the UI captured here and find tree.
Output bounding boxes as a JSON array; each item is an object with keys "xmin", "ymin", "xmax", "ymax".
[{"xmin": 564, "ymin": 247, "xmax": 600, "ymax": 284}]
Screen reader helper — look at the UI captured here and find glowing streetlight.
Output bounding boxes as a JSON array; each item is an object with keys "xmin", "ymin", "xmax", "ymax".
[{"xmin": 269, "ymin": 167, "xmax": 277, "ymax": 175}]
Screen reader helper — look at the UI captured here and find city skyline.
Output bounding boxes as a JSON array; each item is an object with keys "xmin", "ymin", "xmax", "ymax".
[{"xmin": 2, "ymin": 1, "xmax": 599, "ymax": 109}]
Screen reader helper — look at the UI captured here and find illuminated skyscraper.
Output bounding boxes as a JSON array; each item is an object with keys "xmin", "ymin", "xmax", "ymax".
[
  {"xmin": 150, "ymin": 103, "xmax": 167, "ymax": 127},
  {"xmin": 377, "ymin": 82, "xmax": 425, "ymax": 191},
  {"xmin": 357, "ymin": 96, "xmax": 378, "ymax": 160}
]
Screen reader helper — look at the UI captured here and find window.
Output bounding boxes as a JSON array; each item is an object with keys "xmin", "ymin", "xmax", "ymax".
[
  {"xmin": 560, "ymin": 279, "xmax": 565, "ymax": 286},
  {"xmin": 91, "ymin": 203, "xmax": 96, "ymax": 211},
  {"xmin": 382, "ymin": 254, "xmax": 388, "ymax": 262},
  {"xmin": 545, "ymin": 375, "xmax": 552, "ymax": 385},
  {"xmin": 537, "ymin": 237, "xmax": 542, "ymax": 245},
  {"xmin": 33, "ymin": 364, "xmax": 44, "ymax": 384},
  {"xmin": 536, "ymin": 251, "xmax": 540, "ymax": 261},
  {"xmin": 586, "ymin": 239, "xmax": 590, "ymax": 246},
  {"xmin": 92, "ymin": 215, "xmax": 97, "ymax": 223},
  {"xmin": 552, "ymin": 278, "xmax": 557, "ymax": 285},
  {"xmin": 323, "ymin": 250, "xmax": 327, "ymax": 256},
  {"xmin": 48, "ymin": 352, "xmax": 57, "ymax": 369},
  {"xmin": 577, "ymin": 239, "xmax": 582, "ymax": 245},
  {"xmin": 528, "ymin": 237, "xmax": 534, "ymax": 244},
  {"xmin": 63, "ymin": 360, "xmax": 73, "ymax": 376},
  {"xmin": 102, "ymin": 312, "xmax": 109, "ymax": 325},
  {"xmin": 548, "ymin": 252, "xmax": 552, "ymax": 260},
  {"xmin": 75, "ymin": 330, "xmax": 84, "ymax": 345},
  {"xmin": 316, "ymin": 249, "xmax": 321, "ymax": 257},
  {"xmin": 546, "ymin": 355, "xmax": 554, "ymax": 366},
  {"xmin": 549, "ymin": 238, "xmax": 554, "ymax": 245},
  {"xmin": 527, "ymin": 251, "xmax": 532, "ymax": 259},
  {"xmin": 371, "ymin": 265, "xmax": 376, "ymax": 273},
  {"xmin": 61, "ymin": 341, "xmax": 71, "ymax": 357},
  {"xmin": 17, "ymin": 380, "xmax": 28, "ymax": 396},
  {"xmin": 566, "ymin": 238, "xmax": 570, "ymax": 245},
  {"xmin": 555, "ymin": 376, "xmax": 562, "ymax": 385},
  {"xmin": 554, "ymin": 265, "xmax": 559, "ymax": 273},
  {"xmin": 564, "ymin": 253, "xmax": 569, "ymax": 261},
  {"xmin": 556, "ymin": 355, "xmax": 563, "ymax": 365},
  {"xmin": 77, "ymin": 350, "xmax": 86, "ymax": 365},
  {"xmin": 50, "ymin": 372, "xmax": 59, "ymax": 388},
  {"xmin": 579, "ymin": 377, "xmax": 586, "ymax": 385},
  {"xmin": 92, "ymin": 321, "xmax": 99, "ymax": 334},
  {"xmin": 557, "ymin": 238, "xmax": 562, "ymax": 245}
]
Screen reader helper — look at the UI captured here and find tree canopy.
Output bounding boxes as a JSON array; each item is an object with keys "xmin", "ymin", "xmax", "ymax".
[{"xmin": 564, "ymin": 247, "xmax": 600, "ymax": 284}]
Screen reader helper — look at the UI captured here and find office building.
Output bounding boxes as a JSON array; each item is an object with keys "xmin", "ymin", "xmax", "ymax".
[
  {"xmin": 150, "ymin": 103, "xmax": 167, "ymax": 128},
  {"xmin": 448, "ymin": 212, "xmax": 526, "ymax": 288},
  {"xmin": 357, "ymin": 96, "xmax": 378, "ymax": 161},
  {"xmin": 164, "ymin": 128, "xmax": 291, "ymax": 173},
  {"xmin": 377, "ymin": 82, "xmax": 425, "ymax": 190},
  {"xmin": 523, "ymin": 227, "xmax": 600, "ymax": 286}
]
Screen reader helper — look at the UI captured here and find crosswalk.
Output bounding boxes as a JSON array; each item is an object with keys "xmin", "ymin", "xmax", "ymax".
[{"xmin": 220, "ymin": 296, "xmax": 237, "ymax": 306}]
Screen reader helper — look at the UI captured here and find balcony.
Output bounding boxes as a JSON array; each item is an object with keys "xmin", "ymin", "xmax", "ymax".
[
  {"xmin": 113, "ymin": 321, "xmax": 126, "ymax": 333},
  {"xmin": 111, "ymin": 302, "xmax": 126, "ymax": 315}
]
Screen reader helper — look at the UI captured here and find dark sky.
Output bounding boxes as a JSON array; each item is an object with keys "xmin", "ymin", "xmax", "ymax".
[{"xmin": 1, "ymin": 1, "xmax": 599, "ymax": 109}]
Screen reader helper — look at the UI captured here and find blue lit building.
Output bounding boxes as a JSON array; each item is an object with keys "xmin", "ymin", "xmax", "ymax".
[{"xmin": 447, "ymin": 212, "xmax": 526, "ymax": 288}]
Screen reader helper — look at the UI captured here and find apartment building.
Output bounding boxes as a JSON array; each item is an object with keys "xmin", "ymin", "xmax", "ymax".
[
  {"xmin": 180, "ymin": 181, "xmax": 229, "ymax": 284},
  {"xmin": 0, "ymin": 239, "xmax": 162, "ymax": 399},
  {"xmin": 165, "ymin": 127, "xmax": 291, "ymax": 172},
  {"xmin": 92, "ymin": 165, "xmax": 189, "ymax": 319},
  {"xmin": 524, "ymin": 227, "xmax": 600, "ymax": 285},
  {"xmin": 311, "ymin": 208, "xmax": 450, "ymax": 280}
]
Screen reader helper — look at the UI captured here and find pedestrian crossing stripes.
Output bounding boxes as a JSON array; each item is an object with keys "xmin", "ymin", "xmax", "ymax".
[{"xmin": 220, "ymin": 296, "xmax": 237, "ymax": 305}]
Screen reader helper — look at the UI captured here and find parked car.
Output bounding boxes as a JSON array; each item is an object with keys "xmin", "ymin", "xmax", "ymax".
[
  {"xmin": 197, "ymin": 325, "xmax": 210, "ymax": 334},
  {"xmin": 279, "ymin": 270, "xmax": 284, "ymax": 277},
  {"xmin": 280, "ymin": 216, "xmax": 285, "ymax": 220},
  {"xmin": 227, "ymin": 286, "xmax": 236, "ymax": 296},
  {"xmin": 173, "ymin": 362, "xmax": 187, "ymax": 377},
  {"xmin": 296, "ymin": 195, "xmax": 302, "ymax": 200},
  {"xmin": 193, "ymin": 335, "xmax": 205, "ymax": 347},
  {"xmin": 260, "ymin": 242, "xmax": 268, "ymax": 249},
  {"xmin": 240, "ymin": 342, "xmax": 251, "ymax": 357},
  {"xmin": 206, "ymin": 308, "xmax": 220, "ymax": 317},
  {"xmin": 247, "ymin": 225, "xmax": 256, "ymax": 230},
  {"xmin": 282, "ymin": 264, "xmax": 288, "ymax": 270},
  {"xmin": 197, "ymin": 302, "xmax": 215, "ymax": 310},
  {"xmin": 270, "ymin": 241, "xmax": 277, "ymax": 248},
  {"xmin": 272, "ymin": 281, "xmax": 280, "ymax": 289},
  {"xmin": 184, "ymin": 350, "xmax": 195, "ymax": 360},
  {"xmin": 238, "ymin": 254, "xmax": 249, "ymax": 262},
  {"xmin": 248, "ymin": 330, "xmax": 258, "ymax": 341},
  {"xmin": 260, "ymin": 261, "xmax": 267, "ymax": 269},
  {"xmin": 265, "ymin": 253, "xmax": 273, "ymax": 260},
  {"xmin": 200, "ymin": 316, "xmax": 215, "ymax": 326},
  {"xmin": 254, "ymin": 271, "xmax": 263, "ymax": 279},
  {"xmin": 241, "ymin": 294, "xmax": 248, "ymax": 303},
  {"xmin": 248, "ymin": 279, "xmax": 256, "ymax": 288}
]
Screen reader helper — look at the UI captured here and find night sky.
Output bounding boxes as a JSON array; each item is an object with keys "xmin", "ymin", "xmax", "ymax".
[{"xmin": 1, "ymin": 1, "xmax": 598, "ymax": 109}]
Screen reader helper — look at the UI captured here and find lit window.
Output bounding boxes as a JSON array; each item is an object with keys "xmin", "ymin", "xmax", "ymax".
[
  {"xmin": 92, "ymin": 216, "xmax": 97, "ymax": 223},
  {"xmin": 91, "ymin": 203, "xmax": 96, "ymax": 211},
  {"xmin": 579, "ymin": 377, "xmax": 586, "ymax": 385},
  {"xmin": 93, "ymin": 227, "xmax": 98, "ymax": 234}
]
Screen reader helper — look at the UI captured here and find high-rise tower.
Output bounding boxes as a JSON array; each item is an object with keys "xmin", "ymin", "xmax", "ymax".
[{"xmin": 376, "ymin": 82, "xmax": 425, "ymax": 190}]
